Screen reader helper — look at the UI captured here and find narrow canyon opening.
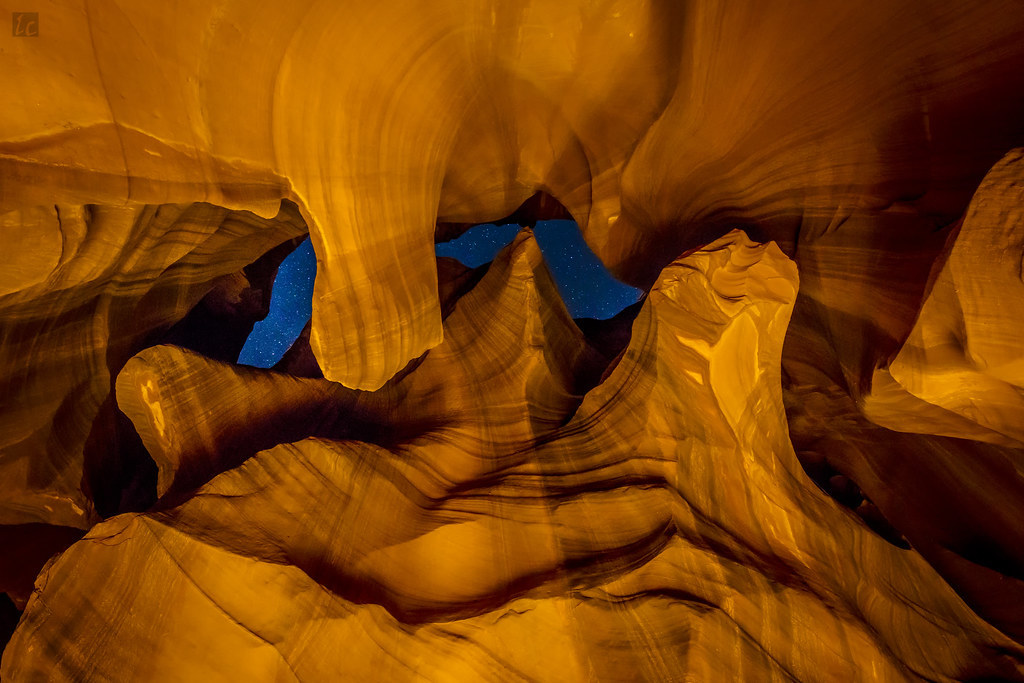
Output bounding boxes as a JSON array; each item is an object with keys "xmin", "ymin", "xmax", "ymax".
[
  {"xmin": 436, "ymin": 219, "xmax": 643, "ymax": 319},
  {"xmin": 238, "ymin": 220, "xmax": 644, "ymax": 370},
  {"xmin": 237, "ymin": 237, "xmax": 317, "ymax": 368}
]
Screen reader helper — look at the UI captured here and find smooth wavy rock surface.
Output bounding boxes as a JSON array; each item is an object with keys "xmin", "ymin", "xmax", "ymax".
[
  {"xmin": 5, "ymin": 232, "xmax": 1021, "ymax": 681},
  {"xmin": 114, "ymin": 229, "xmax": 606, "ymax": 503},
  {"xmin": 778, "ymin": 150, "xmax": 1024, "ymax": 639},
  {"xmin": 866, "ymin": 149, "xmax": 1024, "ymax": 450},
  {"xmin": 4, "ymin": 1, "xmax": 1024, "ymax": 678},
  {"xmin": 0, "ymin": 201, "xmax": 306, "ymax": 531},
  {"xmin": 4, "ymin": 1, "xmax": 1024, "ymax": 390}
]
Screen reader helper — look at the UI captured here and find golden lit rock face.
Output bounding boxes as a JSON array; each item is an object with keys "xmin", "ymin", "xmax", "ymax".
[
  {"xmin": 12, "ymin": 231, "xmax": 1021, "ymax": 681},
  {"xmin": 0, "ymin": 0, "xmax": 680, "ymax": 391},
  {"xmin": 0, "ymin": 202, "xmax": 305, "ymax": 530},
  {"xmin": 3, "ymin": 0, "xmax": 1024, "ymax": 679},
  {"xmin": 866, "ymin": 149, "xmax": 1024, "ymax": 449},
  {"xmin": 7, "ymin": 1, "xmax": 1020, "ymax": 392}
]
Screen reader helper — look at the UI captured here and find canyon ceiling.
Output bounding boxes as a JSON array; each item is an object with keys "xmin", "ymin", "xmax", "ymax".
[{"xmin": 2, "ymin": 0, "xmax": 1024, "ymax": 680}]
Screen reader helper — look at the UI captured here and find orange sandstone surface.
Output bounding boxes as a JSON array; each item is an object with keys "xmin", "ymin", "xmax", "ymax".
[{"xmin": 2, "ymin": 1, "xmax": 1024, "ymax": 680}]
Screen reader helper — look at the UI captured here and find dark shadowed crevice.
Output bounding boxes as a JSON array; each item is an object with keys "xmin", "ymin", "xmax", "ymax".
[
  {"xmin": 575, "ymin": 300, "xmax": 645, "ymax": 363},
  {"xmin": 0, "ymin": 525, "xmax": 86, "ymax": 611},
  {"xmin": 82, "ymin": 232, "xmax": 307, "ymax": 520},
  {"xmin": 0, "ymin": 594, "xmax": 20, "ymax": 656}
]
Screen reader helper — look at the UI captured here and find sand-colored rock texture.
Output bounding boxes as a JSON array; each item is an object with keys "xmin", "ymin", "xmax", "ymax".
[
  {"xmin": 3, "ymin": 0, "xmax": 1024, "ymax": 679},
  {"xmin": 5, "ymin": 231, "xmax": 1017, "ymax": 681},
  {"xmin": 0, "ymin": 202, "xmax": 305, "ymax": 528}
]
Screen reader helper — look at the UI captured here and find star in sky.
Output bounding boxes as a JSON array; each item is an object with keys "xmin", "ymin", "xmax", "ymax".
[
  {"xmin": 437, "ymin": 220, "xmax": 642, "ymax": 319},
  {"xmin": 240, "ymin": 220, "xmax": 642, "ymax": 369},
  {"xmin": 238, "ymin": 238, "xmax": 316, "ymax": 368}
]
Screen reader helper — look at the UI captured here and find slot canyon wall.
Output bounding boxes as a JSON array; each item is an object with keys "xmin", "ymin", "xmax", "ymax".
[{"xmin": 2, "ymin": 0, "xmax": 1024, "ymax": 680}]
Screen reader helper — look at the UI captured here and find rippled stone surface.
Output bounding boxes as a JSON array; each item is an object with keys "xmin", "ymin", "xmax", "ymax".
[
  {"xmin": 4, "ymin": 1, "xmax": 1024, "ymax": 390},
  {"xmin": 10, "ymin": 232, "xmax": 1021, "ymax": 681},
  {"xmin": 866, "ymin": 149, "xmax": 1024, "ymax": 448},
  {"xmin": 0, "ymin": 202, "xmax": 305, "ymax": 528},
  {"xmin": 3, "ymin": 0, "xmax": 1024, "ymax": 678}
]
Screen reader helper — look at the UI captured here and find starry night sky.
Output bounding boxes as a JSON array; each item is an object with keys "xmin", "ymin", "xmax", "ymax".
[
  {"xmin": 239, "ymin": 220, "xmax": 642, "ymax": 368},
  {"xmin": 436, "ymin": 220, "xmax": 642, "ymax": 318},
  {"xmin": 238, "ymin": 238, "xmax": 317, "ymax": 368}
]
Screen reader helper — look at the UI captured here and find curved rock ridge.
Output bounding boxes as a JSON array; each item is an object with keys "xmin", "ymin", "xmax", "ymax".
[
  {"xmin": 865, "ymin": 148, "xmax": 1024, "ymax": 451},
  {"xmin": 4, "ymin": 1, "xmax": 1024, "ymax": 675},
  {"xmin": 0, "ymin": 201, "xmax": 306, "ymax": 530},
  {"xmin": 776, "ymin": 147, "xmax": 1024, "ymax": 640},
  {"xmin": 0, "ymin": 0, "xmax": 678, "ymax": 390},
  {"xmin": 114, "ymin": 228, "xmax": 606, "ymax": 502},
  {"xmin": 784, "ymin": 374, "xmax": 1024, "ymax": 643},
  {"xmin": 6, "ymin": 232, "xmax": 1022, "ymax": 681},
  {"xmin": 5, "ymin": 1, "xmax": 1024, "ymax": 390}
]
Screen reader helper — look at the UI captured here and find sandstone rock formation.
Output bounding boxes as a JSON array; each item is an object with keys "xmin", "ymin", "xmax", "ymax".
[
  {"xmin": 3, "ymin": 0, "xmax": 1024, "ymax": 679},
  {"xmin": 5, "ymin": 1, "xmax": 1024, "ymax": 391},
  {"xmin": 0, "ymin": 200, "xmax": 305, "ymax": 606},
  {"xmin": 866, "ymin": 149, "xmax": 1024, "ymax": 449},
  {"xmin": 0, "ymin": 202, "xmax": 305, "ymax": 527},
  {"xmin": 8, "ymin": 232, "xmax": 1020, "ymax": 681}
]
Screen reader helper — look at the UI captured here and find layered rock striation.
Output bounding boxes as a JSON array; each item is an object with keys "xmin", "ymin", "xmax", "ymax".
[
  {"xmin": 4, "ymin": 1, "xmax": 1024, "ymax": 391},
  {"xmin": 3, "ymin": 0, "xmax": 1024, "ymax": 679},
  {"xmin": 9, "ymin": 232, "xmax": 1022, "ymax": 680}
]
